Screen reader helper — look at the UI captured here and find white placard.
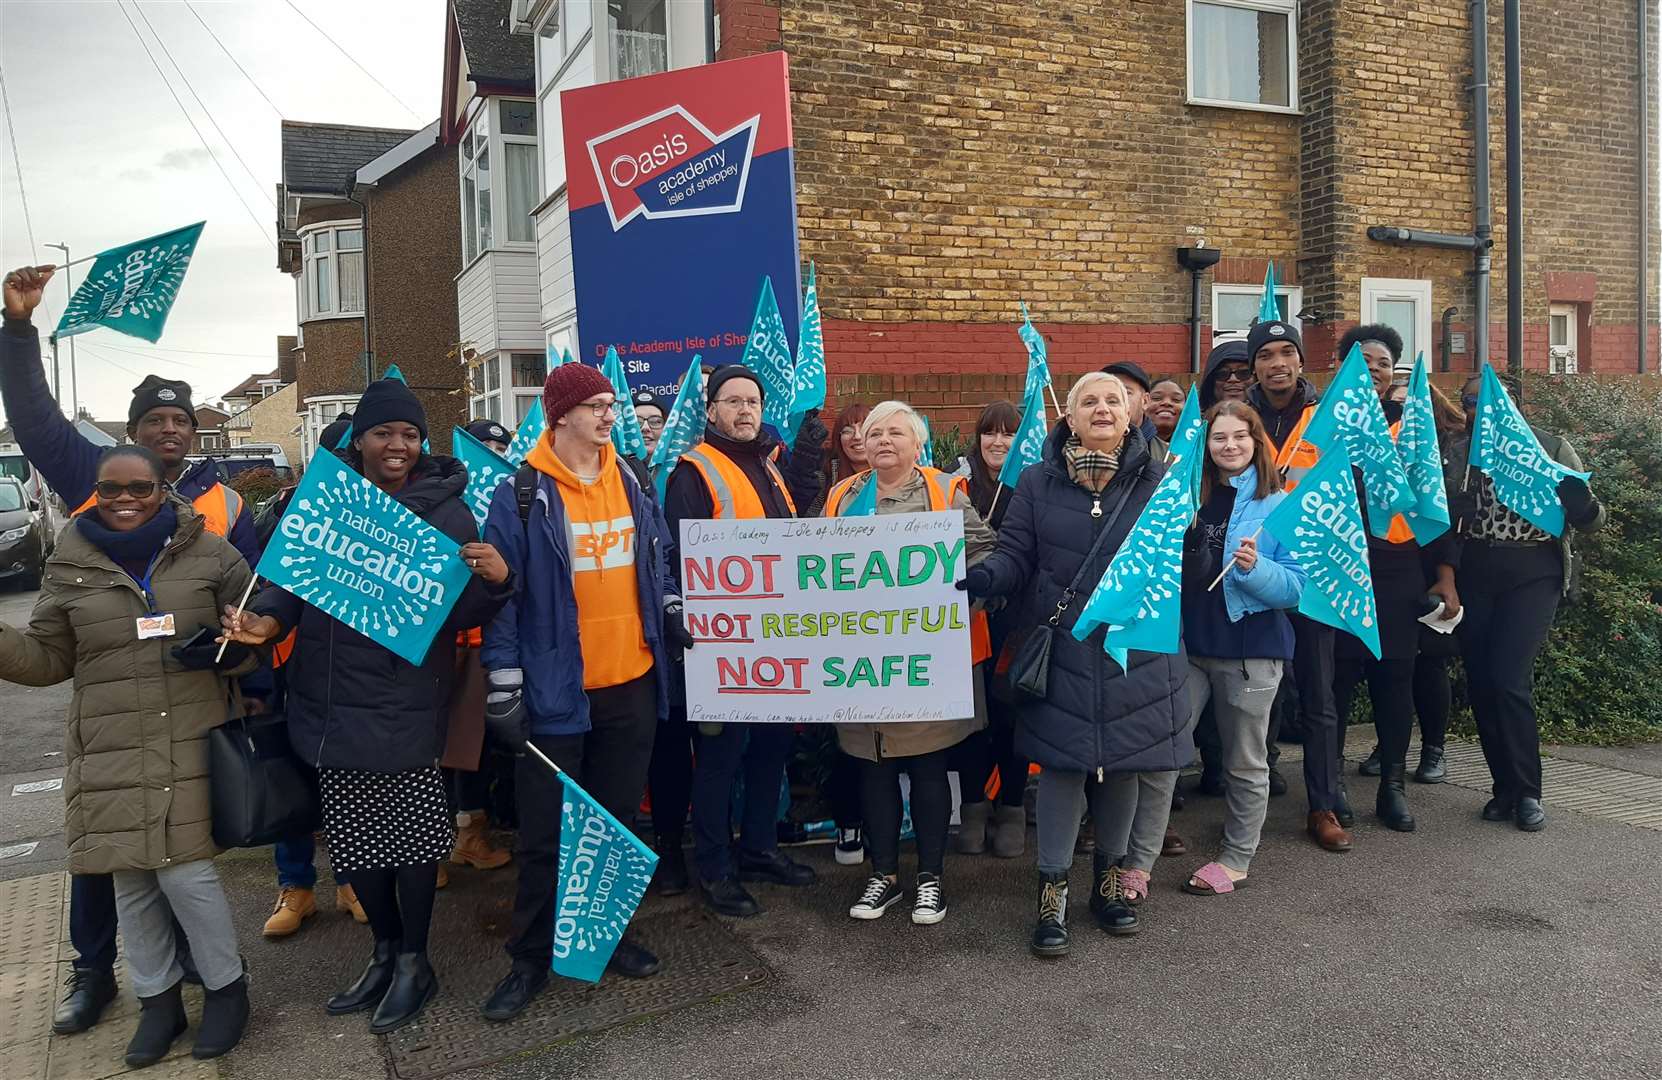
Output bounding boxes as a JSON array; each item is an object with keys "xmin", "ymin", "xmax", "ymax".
[{"xmin": 680, "ymin": 511, "xmax": 975, "ymax": 724}]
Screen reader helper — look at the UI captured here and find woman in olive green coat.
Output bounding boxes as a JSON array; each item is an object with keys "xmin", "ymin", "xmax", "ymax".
[{"xmin": 0, "ymin": 446, "xmax": 257, "ymax": 1068}]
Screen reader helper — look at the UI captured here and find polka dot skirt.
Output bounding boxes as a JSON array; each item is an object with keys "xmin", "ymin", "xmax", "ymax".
[{"xmin": 318, "ymin": 765, "xmax": 454, "ymax": 873}]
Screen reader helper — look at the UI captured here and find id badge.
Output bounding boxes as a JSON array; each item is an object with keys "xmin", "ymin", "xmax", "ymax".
[{"xmin": 136, "ymin": 613, "xmax": 176, "ymax": 640}]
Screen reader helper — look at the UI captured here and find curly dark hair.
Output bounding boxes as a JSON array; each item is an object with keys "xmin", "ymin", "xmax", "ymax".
[{"xmin": 1337, "ymin": 323, "xmax": 1404, "ymax": 363}]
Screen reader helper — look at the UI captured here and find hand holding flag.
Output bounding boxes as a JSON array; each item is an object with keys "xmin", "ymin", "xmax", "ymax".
[
  {"xmin": 1301, "ymin": 344, "xmax": 1415, "ymax": 536},
  {"xmin": 1470, "ymin": 363, "xmax": 1591, "ymax": 536}
]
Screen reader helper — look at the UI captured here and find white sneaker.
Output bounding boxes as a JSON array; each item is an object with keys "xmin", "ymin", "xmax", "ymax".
[
  {"xmin": 848, "ymin": 875, "xmax": 904, "ymax": 920},
  {"xmin": 834, "ymin": 827, "xmax": 864, "ymax": 866},
  {"xmin": 911, "ymin": 873, "xmax": 947, "ymax": 925}
]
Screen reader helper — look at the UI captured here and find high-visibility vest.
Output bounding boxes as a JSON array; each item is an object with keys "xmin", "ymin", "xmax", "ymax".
[
  {"xmin": 76, "ymin": 480, "xmax": 243, "ymax": 538},
  {"xmin": 681, "ymin": 442, "xmax": 797, "ymax": 519},
  {"xmin": 1273, "ymin": 403, "xmax": 1320, "ymax": 492},
  {"xmin": 824, "ymin": 465, "xmax": 993, "ymax": 665},
  {"xmin": 1383, "ymin": 420, "xmax": 1415, "ymax": 544}
]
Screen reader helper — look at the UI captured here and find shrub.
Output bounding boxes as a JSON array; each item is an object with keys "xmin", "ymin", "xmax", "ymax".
[
  {"xmin": 226, "ymin": 466, "xmax": 286, "ymax": 511},
  {"xmin": 930, "ymin": 424, "xmax": 969, "ymax": 470}
]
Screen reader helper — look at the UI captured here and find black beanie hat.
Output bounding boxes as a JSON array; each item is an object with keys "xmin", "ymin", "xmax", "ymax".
[
  {"xmin": 463, "ymin": 418, "xmax": 511, "ymax": 445},
  {"xmin": 319, "ymin": 412, "xmax": 354, "ymax": 450},
  {"xmin": 351, "ymin": 379, "xmax": 428, "ymax": 441},
  {"xmin": 1101, "ymin": 360, "xmax": 1152, "ymax": 392},
  {"xmin": 1246, "ymin": 320, "xmax": 1305, "ymax": 367},
  {"xmin": 706, "ymin": 364, "xmax": 764, "ymax": 406},
  {"xmin": 128, "ymin": 375, "xmax": 197, "ymax": 428},
  {"xmin": 632, "ymin": 389, "xmax": 669, "ymax": 417}
]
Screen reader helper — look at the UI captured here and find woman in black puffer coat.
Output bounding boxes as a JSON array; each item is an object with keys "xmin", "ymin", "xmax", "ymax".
[{"xmin": 962, "ymin": 372, "xmax": 1192, "ymax": 958}]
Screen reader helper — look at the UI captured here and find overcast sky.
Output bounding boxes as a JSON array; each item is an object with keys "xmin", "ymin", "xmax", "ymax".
[{"xmin": 1, "ymin": 0, "xmax": 447, "ymax": 425}]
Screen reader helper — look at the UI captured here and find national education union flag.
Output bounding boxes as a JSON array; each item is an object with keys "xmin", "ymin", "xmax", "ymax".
[
  {"xmin": 739, "ymin": 276, "xmax": 796, "ymax": 436},
  {"xmin": 648, "ymin": 355, "xmax": 708, "ymax": 501},
  {"xmin": 601, "ymin": 347, "xmax": 649, "ymax": 460},
  {"xmin": 452, "ymin": 426, "xmax": 514, "ymax": 533},
  {"xmin": 998, "ymin": 379, "xmax": 1049, "ymax": 490},
  {"xmin": 1256, "ymin": 261, "xmax": 1281, "ymax": 324},
  {"xmin": 1470, "ymin": 363, "xmax": 1590, "ymax": 537},
  {"xmin": 506, "ymin": 399, "xmax": 546, "ymax": 467},
  {"xmin": 1016, "ymin": 302, "xmax": 1052, "ymax": 404},
  {"xmin": 550, "ymin": 768, "xmax": 658, "ymax": 984},
  {"xmin": 784, "ymin": 263, "xmax": 827, "ymax": 450},
  {"xmin": 1301, "ymin": 344, "xmax": 1415, "ymax": 537},
  {"xmin": 1397, "ymin": 353, "xmax": 1450, "ymax": 543},
  {"xmin": 55, "ymin": 221, "xmax": 205, "ymax": 342}
]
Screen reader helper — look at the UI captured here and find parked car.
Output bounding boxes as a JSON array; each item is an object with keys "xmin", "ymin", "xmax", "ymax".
[{"xmin": 0, "ymin": 476, "xmax": 52, "ymax": 590}]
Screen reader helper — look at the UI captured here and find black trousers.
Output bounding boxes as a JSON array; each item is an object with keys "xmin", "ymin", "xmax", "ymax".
[
  {"xmin": 1291, "ymin": 615, "xmax": 1341, "ymax": 812},
  {"xmin": 1414, "ymin": 655, "xmax": 1451, "ymax": 750},
  {"xmin": 506, "ymin": 672, "xmax": 657, "ymax": 970},
  {"xmin": 1459, "ymin": 548, "xmax": 1561, "ymax": 802},
  {"xmin": 951, "ymin": 702, "xmax": 1027, "ymax": 809},
  {"xmin": 647, "ymin": 709, "xmax": 694, "ymax": 846},
  {"xmin": 1335, "ymin": 657, "xmax": 1416, "ymax": 769},
  {"xmin": 860, "ymin": 748, "xmax": 953, "ymax": 878},
  {"xmin": 828, "ymin": 747, "xmax": 864, "ymax": 829}
]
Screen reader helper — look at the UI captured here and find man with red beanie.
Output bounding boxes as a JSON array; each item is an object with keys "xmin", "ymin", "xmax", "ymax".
[{"xmin": 477, "ymin": 363, "xmax": 693, "ymax": 1022}]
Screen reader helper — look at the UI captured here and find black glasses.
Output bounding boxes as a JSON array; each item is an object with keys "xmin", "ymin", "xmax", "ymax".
[
  {"xmin": 95, "ymin": 480, "xmax": 159, "ymax": 499},
  {"xmin": 1218, "ymin": 368, "xmax": 1252, "ymax": 384}
]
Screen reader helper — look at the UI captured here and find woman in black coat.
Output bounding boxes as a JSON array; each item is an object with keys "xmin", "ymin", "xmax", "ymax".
[
  {"xmin": 222, "ymin": 380, "xmax": 513, "ymax": 1032},
  {"xmin": 962, "ymin": 372, "xmax": 1192, "ymax": 958}
]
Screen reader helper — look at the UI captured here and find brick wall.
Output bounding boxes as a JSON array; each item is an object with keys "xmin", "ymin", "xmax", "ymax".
[{"xmin": 294, "ymin": 199, "xmax": 366, "ymax": 405}]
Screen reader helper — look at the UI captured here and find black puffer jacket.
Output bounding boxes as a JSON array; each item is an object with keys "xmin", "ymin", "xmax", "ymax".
[
  {"xmin": 976, "ymin": 423, "xmax": 1193, "ymax": 775},
  {"xmin": 253, "ymin": 453, "xmax": 513, "ymax": 772}
]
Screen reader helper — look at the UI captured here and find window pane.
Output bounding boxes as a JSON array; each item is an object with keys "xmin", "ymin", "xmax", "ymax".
[
  {"xmin": 1376, "ymin": 299, "xmax": 1418, "ymax": 362},
  {"xmin": 486, "ymin": 393, "xmax": 501, "ymax": 422},
  {"xmin": 500, "ymin": 99, "xmax": 536, "ymax": 136},
  {"xmin": 1191, "ymin": 3, "xmax": 1291, "ymax": 107},
  {"xmin": 338, "ymin": 251, "xmax": 364, "ymax": 313},
  {"xmin": 514, "ymin": 393, "xmax": 537, "ymax": 424},
  {"xmin": 462, "ymin": 174, "xmax": 478, "ymax": 263},
  {"xmin": 567, "ymin": 0, "xmax": 591, "ymax": 45},
  {"xmin": 313, "ymin": 231, "xmax": 330, "ymax": 252},
  {"xmin": 611, "ymin": 0, "xmax": 668, "ymax": 80},
  {"xmin": 1549, "ymin": 314, "xmax": 1569, "ymax": 346},
  {"xmin": 512, "ymin": 352, "xmax": 544, "ymax": 387},
  {"xmin": 336, "ymin": 228, "xmax": 363, "ymax": 251},
  {"xmin": 477, "ymin": 145, "xmax": 493, "ymax": 251},
  {"xmin": 504, "ymin": 143, "xmax": 538, "ymax": 242},
  {"xmin": 313, "ymin": 258, "xmax": 332, "ymax": 313},
  {"xmin": 484, "ymin": 358, "xmax": 500, "ymax": 392}
]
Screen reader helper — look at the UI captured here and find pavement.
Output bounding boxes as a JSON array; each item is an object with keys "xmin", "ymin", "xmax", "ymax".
[{"xmin": 3, "ymin": 580, "xmax": 1661, "ymax": 1079}]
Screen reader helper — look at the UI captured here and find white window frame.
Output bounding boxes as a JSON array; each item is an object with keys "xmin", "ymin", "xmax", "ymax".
[
  {"xmin": 297, "ymin": 221, "xmax": 365, "ymax": 321},
  {"xmin": 1185, "ymin": 0, "xmax": 1300, "ymax": 115},
  {"xmin": 469, "ymin": 353, "xmax": 504, "ymax": 422},
  {"xmin": 460, "ymin": 98, "xmax": 538, "ymax": 266},
  {"xmin": 608, "ymin": 0, "xmax": 671, "ymax": 83},
  {"xmin": 535, "ymin": 1, "xmax": 597, "ymax": 201},
  {"xmin": 301, "ymin": 394, "xmax": 360, "ymax": 460},
  {"xmin": 1548, "ymin": 303, "xmax": 1580, "ymax": 374},
  {"xmin": 1360, "ymin": 278, "xmax": 1433, "ymax": 368},
  {"xmin": 1211, "ymin": 283, "xmax": 1303, "ymax": 340}
]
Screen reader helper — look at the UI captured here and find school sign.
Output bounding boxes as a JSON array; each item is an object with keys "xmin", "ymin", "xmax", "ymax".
[{"xmin": 561, "ymin": 52, "xmax": 801, "ymax": 396}]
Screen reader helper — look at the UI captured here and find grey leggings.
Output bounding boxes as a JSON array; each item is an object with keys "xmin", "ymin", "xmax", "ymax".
[
  {"xmin": 113, "ymin": 860, "xmax": 242, "ymax": 997},
  {"xmin": 1034, "ymin": 768, "xmax": 1180, "ymax": 875}
]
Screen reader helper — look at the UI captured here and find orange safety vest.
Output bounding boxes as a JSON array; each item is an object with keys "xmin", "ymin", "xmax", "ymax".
[
  {"xmin": 1272, "ymin": 403, "xmax": 1321, "ymax": 492},
  {"xmin": 1382, "ymin": 420, "xmax": 1415, "ymax": 544},
  {"xmin": 824, "ymin": 466, "xmax": 993, "ymax": 665},
  {"xmin": 680, "ymin": 442, "xmax": 798, "ymax": 519}
]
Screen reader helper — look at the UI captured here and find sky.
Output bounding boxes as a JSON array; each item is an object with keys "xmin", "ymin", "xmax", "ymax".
[{"xmin": 0, "ymin": 0, "xmax": 448, "ymax": 426}]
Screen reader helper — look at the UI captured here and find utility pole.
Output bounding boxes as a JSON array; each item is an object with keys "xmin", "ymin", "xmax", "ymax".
[
  {"xmin": 45, "ymin": 242, "xmax": 78, "ymax": 419},
  {"xmin": 1503, "ymin": 0, "xmax": 1524, "ymax": 381}
]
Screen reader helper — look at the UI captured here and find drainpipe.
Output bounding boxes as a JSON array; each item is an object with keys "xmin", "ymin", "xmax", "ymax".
[
  {"xmin": 1639, "ymin": 0, "xmax": 1650, "ymax": 374},
  {"xmin": 705, "ymin": 0, "xmax": 716, "ymax": 62},
  {"xmin": 1175, "ymin": 245, "xmax": 1222, "ymax": 374},
  {"xmin": 1504, "ymin": 0, "xmax": 1524, "ymax": 381},
  {"xmin": 347, "ymin": 185, "xmax": 373, "ymax": 386},
  {"xmin": 1471, "ymin": 0, "xmax": 1493, "ymax": 371},
  {"xmin": 1442, "ymin": 306, "xmax": 1459, "ymax": 372}
]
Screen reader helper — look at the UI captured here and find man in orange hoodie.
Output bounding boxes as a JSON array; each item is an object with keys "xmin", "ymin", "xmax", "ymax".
[{"xmin": 478, "ymin": 364, "xmax": 692, "ymax": 1022}]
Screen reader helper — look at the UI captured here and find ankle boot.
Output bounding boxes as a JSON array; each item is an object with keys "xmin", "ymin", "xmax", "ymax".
[
  {"xmin": 1030, "ymin": 871, "xmax": 1070, "ymax": 958},
  {"xmin": 954, "ymin": 801, "xmax": 990, "ymax": 855},
  {"xmin": 368, "ymin": 952, "xmax": 437, "ymax": 1034},
  {"xmin": 124, "ymin": 981, "xmax": 187, "ymax": 1068},
  {"xmin": 1089, "ymin": 853, "xmax": 1140, "ymax": 936},
  {"xmin": 990, "ymin": 804, "xmax": 1026, "ymax": 858},
  {"xmin": 192, "ymin": 976, "xmax": 250, "ymax": 1060},
  {"xmin": 450, "ymin": 813, "xmax": 511, "ymax": 870},
  {"xmin": 327, "ymin": 939, "xmax": 400, "ymax": 1015},
  {"xmin": 1377, "ymin": 764, "xmax": 1416, "ymax": 832}
]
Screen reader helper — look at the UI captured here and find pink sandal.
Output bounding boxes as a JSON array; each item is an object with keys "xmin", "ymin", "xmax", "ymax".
[
  {"xmin": 1119, "ymin": 868, "xmax": 1150, "ymax": 905},
  {"xmin": 1182, "ymin": 861, "xmax": 1247, "ymax": 896}
]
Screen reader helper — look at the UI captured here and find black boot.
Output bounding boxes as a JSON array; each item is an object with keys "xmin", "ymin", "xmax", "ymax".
[
  {"xmin": 124, "ymin": 981, "xmax": 187, "ymax": 1068},
  {"xmin": 1415, "ymin": 744, "xmax": 1447, "ymax": 784},
  {"xmin": 52, "ymin": 965, "xmax": 117, "ymax": 1035},
  {"xmin": 1089, "ymin": 855, "xmax": 1140, "ymax": 936},
  {"xmin": 1030, "ymin": 871, "xmax": 1069, "ymax": 958},
  {"xmin": 606, "ymin": 935, "xmax": 661, "ymax": 978},
  {"xmin": 1376, "ymin": 764, "xmax": 1416, "ymax": 832},
  {"xmin": 1334, "ymin": 777, "xmax": 1356, "ymax": 828},
  {"xmin": 326, "ymin": 939, "xmax": 399, "ymax": 1015},
  {"xmin": 652, "ymin": 840, "xmax": 689, "ymax": 897},
  {"xmin": 368, "ymin": 952, "xmax": 437, "ymax": 1034},
  {"xmin": 192, "ymin": 976, "xmax": 250, "ymax": 1060},
  {"xmin": 1358, "ymin": 745, "xmax": 1383, "ymax": 777}
]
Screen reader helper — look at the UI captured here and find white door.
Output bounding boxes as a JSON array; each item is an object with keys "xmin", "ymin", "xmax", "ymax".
[
  {"xmin": 1360, "ymin": 278, "xmax": 1433, "ymax": 366},
  {"xmin": 1549, "ymin": 305, "xmax": 1579, "ymax": 374}
]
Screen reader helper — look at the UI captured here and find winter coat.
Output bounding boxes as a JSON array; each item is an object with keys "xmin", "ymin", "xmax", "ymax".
[
  {"xmin": 1215, "ymin": 467, "xmax": 1306, "ymax": 621},
  {"xmin": 0, "ymin": 499, "xmax": 256, "ymax": 874},
  {"xmin": 252, "ymin": 453, "xmax": 513, "ymax": 773},
  {"xmin": 975, "ymin": 424, "xmax": 1194, "ymax": 775},
  {"xmin": 481, "ymin": 456, "xmax": 677, "ymax": 737}
]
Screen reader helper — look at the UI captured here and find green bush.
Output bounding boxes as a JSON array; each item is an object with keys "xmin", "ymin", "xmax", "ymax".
[
  {"xmin": 930, "ymin": 424, "xmax": 969, "ymax": 470},
  {"xmin": 226, "ymin": 466, "xmax": 286, "ymax": 511}
]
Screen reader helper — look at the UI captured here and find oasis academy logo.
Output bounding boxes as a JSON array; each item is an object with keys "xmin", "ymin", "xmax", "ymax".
[{"xmin": 586, "ymin": 104, "xmax": 759, "ymax": 231}]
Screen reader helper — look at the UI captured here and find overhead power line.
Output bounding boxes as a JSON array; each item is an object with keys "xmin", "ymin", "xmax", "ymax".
[
  {"xmin": 184, "ymin": 1, "xmax": 286, "ymax": 120},
  {"xmin": 0, "ymin": 60, "xmax": 53, "ymax": 326},
  {"xmin": 280, "ymin": 0, "xmax": 425, "ymax": 123}
]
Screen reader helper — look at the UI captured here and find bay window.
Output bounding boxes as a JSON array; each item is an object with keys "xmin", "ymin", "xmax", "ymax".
[
  {"xmin": 299, "ymin": 222, "xmax": 364, "ymax": 320},
  {"xmin": 610, "ymin": 1, "xmax": 668, "ymax": 81},
  {"xmin": 535, "ymin": 1, "xmax": 598, "ymax": 199},
  {"xmin": 460, "ymin": 98, "xmax": 537, "ymax": 262}
]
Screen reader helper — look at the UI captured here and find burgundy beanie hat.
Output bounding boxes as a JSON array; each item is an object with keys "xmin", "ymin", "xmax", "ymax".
[{"xmin": 542, "ymin": 363, "xmax": 614, "ymax": 424}]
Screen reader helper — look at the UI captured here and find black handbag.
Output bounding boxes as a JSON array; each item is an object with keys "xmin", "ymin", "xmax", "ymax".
[
  {"xmin": 999, "ymin": 480, "xmax": 1140, "ymax": 703},
  {"xmin": 209, "ymin": 712, "xmax": 318, "ymax": 848}
]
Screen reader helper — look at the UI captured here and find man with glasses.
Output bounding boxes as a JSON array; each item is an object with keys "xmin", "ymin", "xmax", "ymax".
[
  {"xmin": 663, "ymin": 365, "xmax": 823, "ymax": 917},
  {"xmin": 1199, "ymin": 338, "xmax": 1254, "ymax": 409}
]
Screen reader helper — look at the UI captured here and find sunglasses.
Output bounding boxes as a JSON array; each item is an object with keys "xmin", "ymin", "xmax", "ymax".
[
  {"xmin": 95, "ymin": 480, "xmax": 159, "ymax": 499},
  {"xmin": 1218, "ymin": 368, "xmax": 1252, "ymax": 384}
]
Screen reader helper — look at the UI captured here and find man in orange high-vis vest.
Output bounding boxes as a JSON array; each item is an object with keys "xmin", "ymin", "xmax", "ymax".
[
  {"xmin": 663, "ymin": 365, "xmax": 824, "ymax": 919},
  {"xmin": 1242, "ymin": 318, "xmax": 1353, "ymax": 855}
]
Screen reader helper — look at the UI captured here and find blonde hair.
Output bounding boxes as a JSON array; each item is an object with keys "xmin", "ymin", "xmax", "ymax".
[
  {"xmin": 861, "ymin": 400, "xmax": 929, "ymax": 451},
  {"xmin": 1064, "ymin": 371, "xmax": 1126, "ymax": 414}
]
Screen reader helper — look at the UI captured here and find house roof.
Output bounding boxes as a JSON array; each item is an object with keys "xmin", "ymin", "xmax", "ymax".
[
  {"xmin": 196, "ymin": 405, "xmax": 231, "ymax": 429},
  {"xmin": 224, "ymin": 371, "xmax": 282, "ymax": 400},
  {"xmin": 355, "ymin": 120, "xmax": 443, "ymax": 188},
  {"xmin": 281, "ymin": 121, "xmax": 419, "ymax": 196},
  {"xmin": 453, "ymin": 0, "xmax": 534, "ymax": 89}
]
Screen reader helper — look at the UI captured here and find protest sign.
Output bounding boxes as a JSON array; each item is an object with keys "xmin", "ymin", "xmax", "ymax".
[
  {"xmin": 1471, "ymin": 363, "xmax": 1590, "ymax": 536},
  {"xmin": 681, "ymin": 511, "xmax": 975, "ymax": 725},
  {"xmin": 453, "ymin": 426, "xmax": 514, "ymax": 532},
  {"xmin": 256, "ymin": 450, "xmax": 474, "ymax": 665},
  {"xmin": 55, "ymin": 221, "xmax": 204, "ymax": 342}
]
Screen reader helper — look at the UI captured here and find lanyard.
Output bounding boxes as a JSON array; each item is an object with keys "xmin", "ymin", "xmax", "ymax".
[{"xmin": 129, "ymin": 552, "xmax": 164, "ymax": 615}]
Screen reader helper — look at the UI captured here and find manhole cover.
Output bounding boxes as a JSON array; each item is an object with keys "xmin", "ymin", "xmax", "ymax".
[{"xmin": 385, "ymin": 906, "xmax": 769, "ymax": 1079}]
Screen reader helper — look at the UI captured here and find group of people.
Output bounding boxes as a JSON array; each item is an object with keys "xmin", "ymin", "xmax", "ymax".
[{"xmin": 0, "ymin": 260, "xmax": 1603, "ymax": 1069}]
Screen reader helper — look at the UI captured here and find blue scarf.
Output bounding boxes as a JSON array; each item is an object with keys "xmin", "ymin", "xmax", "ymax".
[{"xmin": 75, "ymin": 503, "xmax": 178, "ymax": 583}]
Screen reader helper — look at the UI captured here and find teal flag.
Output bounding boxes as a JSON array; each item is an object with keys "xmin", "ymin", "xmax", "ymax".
[
  {"xmin": 917, "ymin": 414, "xmax": 933, "ymax": 468},
  {"xmin": 998, "ymin": 379, "xmax": 1049, "ymax": 490},
  {"xmin": 452, "ymin": 426, "xmax": 514, "ymax": 534},
  {"xmin": 552, "ymin": 770, "xmax": 658, "ymax": 984},
  {"xmin": 55, "ymin": 222, "xmax": 205, "ymax": 342},
  {"xmin": 838, "ymin": 473, "xmax": 879, "ymax": 517},
  {"xmin": 506, "ymin": 399, "xmax": 545, "ymax": 467},
  {"xmin": 1398, "ymin": 353, "xmax": 1450, "ymax": 543},
  {"xmin": 739, "ymin": 276, "xmax": 795, "ymax": 436},
  {"xmin": 1017, "ymin": 302, "xmax": 1052, "ymax": 405},
  {"xmin": 648, "ymin": 355, "xmax": 707, "ymax": 501},
  {"xmin": 1257, "ymin": 261, "xmax": 1281, "ymax": 323},
  {"xmin": 784, "ymin": 263, "xmax": 826, "ymax": 450},
  {"xmin": 256, "ymin": 449, "xmax": 474, "ymax": 666},
  {"xmin": 1302, "ymin": 344, "xmax": 1414, "ymax": 537},
  {"xmin": 1070, "ymin": 426, "xmax": 1204, "ymax": 666},
  {"xmin": 382, "ymin": 363, "xmax": 407, "ymax": 383},
  {"xmin": 1167, "ymin": 384, "xmax": 1203, "ymax": 463},
  {"xmin": 601, "ymin": 347, "xmax": 648, "ymax": 460},
  {"xmin": 1262, "ymin": 442, "xmax": 1381, "ymax": 658},
  {"xmin": 1471, "ymin": 363, "xmax": 1589, "ymax": 536}
]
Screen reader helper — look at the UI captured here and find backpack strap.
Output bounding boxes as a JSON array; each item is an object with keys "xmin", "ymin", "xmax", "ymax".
[
  {"xmin": 514, "ymin": 464, "xmax": 538, "ymax": 528},
  {"xmin": 621, "ymin": 453, "xmax": 652, "ymax": 495}
]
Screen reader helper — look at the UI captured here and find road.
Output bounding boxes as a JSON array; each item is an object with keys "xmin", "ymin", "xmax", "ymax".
[{"xmin": 0, "ymin": 583, "xmax": 74, "ymax": 880}]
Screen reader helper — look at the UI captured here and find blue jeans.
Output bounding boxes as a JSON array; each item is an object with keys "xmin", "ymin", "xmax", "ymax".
[
  {"xmin": 274, "ymin": 833, "xmax": 317, "ymax": 889},
  {"xmin": 690, "ymin": 723, "xmax": 793, "ymax": 881},
  {"xmin": 69, "ymin": 874, "xmax": 119, "ymax": 971}
]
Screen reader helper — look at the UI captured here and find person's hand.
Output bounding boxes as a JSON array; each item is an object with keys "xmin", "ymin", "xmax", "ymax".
[
  {"xmin": 955, "ymin": 565, "xmax": 993, "ymax": 599},
  {"xmin": 173, "ymin": 630, "xmax": 249, "ymax": 670},
  {"xmin": 796, "ymin": 409, "xmax": 828, "ymax": 450},
  {"xmin": 1557, "ymin": 476, "xmax": 1596, "ymax": 523},
  {"xmin": 664, "ymin": 599, "xmax": 695, "ymax": 656},
  {"xmin": 218, "ymin": 606, "xmax": 281, "ymax": 647},
  {"xmin": 461, "ymin": 542, "xmax": 509, "ymax": 585},
  {"xmin": 1427, "ymin": 583, "xmax": 1461, "ymax": 621},
  {"xmin": 1231, "ymin": 535, "xmax": 1259, "ymax": 575},
  {"xmin": 484, "ymin": 669, "xmax": 528, "ymax": 750},
  {"xmin": 3, "ymin": 265, "xmax": 54, "ymax": 322}
]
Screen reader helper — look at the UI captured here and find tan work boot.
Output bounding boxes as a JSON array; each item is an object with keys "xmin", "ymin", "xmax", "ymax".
[
  {"xmin": 450, "ymin": 814, "xmax": 512, "ymax": 870},
  {"xmin": 436, "ymin": 862, "xmax": 449, "ymax": 889},
  {"xmin": 262, "ymin": 886, "xmax": 317, "ymax": 938},
  {"xmin": 336, "ymin": 883, "xmax": 368, "ymax": 923}
]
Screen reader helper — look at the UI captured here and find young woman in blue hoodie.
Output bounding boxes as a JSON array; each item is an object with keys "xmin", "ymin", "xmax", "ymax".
[{"xmin": 1179, "ymin": 402, "xmax": 1306, "ymax": 895}]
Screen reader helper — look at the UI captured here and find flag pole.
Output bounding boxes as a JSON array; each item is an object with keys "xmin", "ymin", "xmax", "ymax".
[
  {"xmin": 1046, "ymin": 382, "xmax": 1063, "ymax": 420},
  {"xmin": 1206, "ymin": 527, "xmax": 1263, "ymax": 591},
  {"xmin": 214, "ymin": 575, "xmax": 259, "ymax": 662},
  {"xmin": 47, "ymin": 253, "xmax": 99, "ymax": 272},
  {"xmin": 525, "ymin": 740, "xmax": 566, "ymax": 778},
  {"xmin": 987, "ymin": 485, "xmax": 1005, "ymax": 520}
]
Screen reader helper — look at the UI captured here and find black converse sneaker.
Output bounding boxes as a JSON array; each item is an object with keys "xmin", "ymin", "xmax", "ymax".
[
  {"xmin": 911, "ymin": 873, "xmax": 947, "ymax": 925},
  {"xmin": 848, "ymin": 875, "xmax": 904, "ymax": 920},
  {"xmin": 834, "ymin": 827, "xmax": 865, "ymax": 866}
]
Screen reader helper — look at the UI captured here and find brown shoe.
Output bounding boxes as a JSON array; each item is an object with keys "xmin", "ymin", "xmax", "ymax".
[
  {"xmin": 336, "ymin": 883, "xmax": 369, "ymax": 923},
  {"xmin": 1307, "ymin": 810, "xmax": 1354, "ymax": 852},
  {"xmin": 450, "ymin": 815, "xmax": 512, "ymax": 870},
  {"xmin": 1161, "ymin": 829, "xmax": 1187, "ymax": 857},
  {"xmin": 436, "ymin": 862, "xmax": 449, "ymax": 889},
  {"xmin": 262, "ymin": 886, "xmax": 317, "ymax": 938}
]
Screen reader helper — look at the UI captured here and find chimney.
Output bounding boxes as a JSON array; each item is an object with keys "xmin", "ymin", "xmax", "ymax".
[{"xmin": 277, "ymin": 335, "xmax": 299, "ymax": 384}]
